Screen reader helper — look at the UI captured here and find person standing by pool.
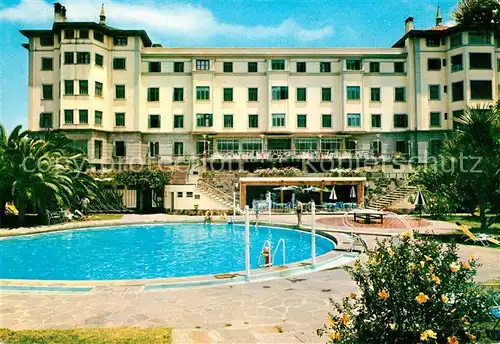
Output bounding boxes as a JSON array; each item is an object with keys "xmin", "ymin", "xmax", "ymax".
[{"xmin": 296, "ymin": 201, "xmax": 303, "ymax": 226}]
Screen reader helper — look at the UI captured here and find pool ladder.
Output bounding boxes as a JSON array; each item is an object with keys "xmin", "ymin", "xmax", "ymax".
[{"xmin": 258, "ymin": 239, "xmax": 286, "ymax": 267}]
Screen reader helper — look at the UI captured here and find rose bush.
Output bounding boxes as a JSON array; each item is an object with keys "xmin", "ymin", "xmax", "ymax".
[{"xmin": 317, "ymin": 234, "xmax": 490, "ymax": 343}]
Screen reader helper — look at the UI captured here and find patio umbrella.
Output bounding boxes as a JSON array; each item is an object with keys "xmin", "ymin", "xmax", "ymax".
[
  {"xmin": 350, "ymin": 186, "xmax": 357, "ymax": 202},
  {"xmin": 329, "ymin": 187, "xmax": 337, "ymax": 200},
  {"xmin": 302, "ymin": 186, "xmax": 322, "ymax": 193}
]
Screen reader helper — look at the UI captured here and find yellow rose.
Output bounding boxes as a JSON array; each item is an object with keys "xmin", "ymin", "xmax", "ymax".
[
  {"xmin": 387, "ymin": 248, "xmax": 394, "ymax": 257},
  {"xmin": 441, "ymin": 295, "xmax": 449, "ymax": 303},
  {"xmin": 429, "ymin": 265, "xmax": 435, "ymax": 274},
  {"xmin": 462, "ymin": 262, "xmax": 471, "ymax": 270},
  {"xmin": 420, "ymin": 261, "xmax": 425, "ymax": 268},
  {"xmin": 466, "ymin": 332, "xmax": 476, "ymax": 342},
  {"xmin": 409, "ymin": 263, "xmax": 416, "ymax": 272},
  {"xmin": 353, "ymin": 261, "xmax": 360, "ymax": 270},
  {"xmin": 378, "ymin": 289, "xmax": 389, "ymax": 301},
  {"xmin": 447, "ymin": 336, "xmax": 459, "ymax": 344},
  {"xmin": 420, "ymin": 329, "xmax": 437, "ymax": 341},
  {"xmin": 367, "ymin": 258, "xmax": 377, "ymax": 266},
  {"xmin": 449, "ymin": 262, "xmax": 460, "ymax": 272},
  {"xmin": 341, "ymin": 314, "xmax": 349, "ymax": 325},
  {"xmin": 400, "ymin": 231, "xmax": 411, "ymax": 238},
  {"xmin": 462, "ymin": 316, "xmax": 470, "ymax": 325},
  {"xmin": 468, "ymin": 255, "xmax": 476, "ymax": 262},
  {"xmin": 416, "ymin": 292, "xmax": 430, "ymax": 304},
  {"xmin": 425, "ymin": 255, "xmax": 433, "ymax": 262},
  {"xmin": 328, "ymin": 331, "xmax": 341, "ymax": 340},
  {"xmin": 431, "ymin": 274, "xmax": 441, "ymax": 285},
  {"xmin": 328, "ymin": 316, "xmax": 334, "ymax": 326},
  {"xmin": 349, "ymin": 292, "xmax": 357, "ymax": 300}
]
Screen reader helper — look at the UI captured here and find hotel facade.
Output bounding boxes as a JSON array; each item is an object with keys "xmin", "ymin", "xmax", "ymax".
[{"xmin": 22, "ymin": 3, "xmax": 499, "ymax": 169}]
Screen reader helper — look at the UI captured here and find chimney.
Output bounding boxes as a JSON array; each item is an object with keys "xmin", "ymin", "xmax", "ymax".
[
  {"xmin": 54, "ymin": 3, "xmax": 67, "ymax": 23},
  {"xmin": 405, "ymin": 17, "xmax": 414, "ymax": 33},
  {"xmin": 99, "ymin": 4, "xmax": 106, "ymax": 25},
  {"xmin": 436, "ymin": 6, "xmax": 443, "ymax": 26}
]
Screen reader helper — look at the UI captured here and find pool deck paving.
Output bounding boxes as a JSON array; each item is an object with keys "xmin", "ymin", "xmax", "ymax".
[{"xmin": 0, "ymin": 214, "xmax": 498, "ymax": 344}]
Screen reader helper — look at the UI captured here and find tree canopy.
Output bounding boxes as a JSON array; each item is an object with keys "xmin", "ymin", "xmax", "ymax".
[{"xmin": 453, "ymin": 0, "xmax": 500, "ymax": 34}]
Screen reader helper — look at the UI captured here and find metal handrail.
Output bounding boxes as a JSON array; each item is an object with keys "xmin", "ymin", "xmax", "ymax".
[
  {"xmin": 272, "ymin": 238, "xmax": 286, "ymax": 266},
  {"xmin": 197, "ymin": 179, "xmax": 234, "ymax": 204},
  {"xmin": 258, "ymin": 240, "xmax": 272, "ymax": 267}
]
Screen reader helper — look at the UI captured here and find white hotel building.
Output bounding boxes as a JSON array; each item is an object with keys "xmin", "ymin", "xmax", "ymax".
[{"xmin": 22, "ymin": 3, "xmax": 499, "ymax": 170}]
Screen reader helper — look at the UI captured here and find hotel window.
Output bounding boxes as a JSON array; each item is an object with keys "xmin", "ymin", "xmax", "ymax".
[
  {"xmin": 173, "ymin": 115, "xmax": 184, "ymax": 128},
  {"xmin": 452, "ymin": 81, "xmax": 464, "ymax": 101},
  {"xmin": 469, "ymin": 32, "xmax": 490, "ymax": 44},
  {"xmin": 196, "ymin": 59, "xmax": 210, "ymax": 70},
  {"xmin": 76, "ymin": 52, "xmax": 90, "ymax": 64},
  {"xmin": 42, "ymin": 84, "xmax": 53, "ymax": 100},
  {"xmin": 94, "ymin": 31, "xmax": 104, "ymax": 42},
  {"xmin": 114, "ymin": 141, "xmax": 126, "ymax": 157},
  {"xmin": 321, "ymin": 138, "xmax": 341, "ymax": 152},
  {"xmin": 271, "ymin": 86, "xmax": 288, "ymax": 100},
  {"xmin": 39, "ymin": 113, "xmax": 52, "ymax": 128},
  {"xmin": 393, "ymin": 114, "xmax": 408, "ymax": 128},
  {"xmin": 370, "ymin": 88, "xmax": 381, "ymax": 102},
  {"xmin": 346, "ymin": 59, "xmax": 362, "ymax": 70},
  {"xmin": 73, "ymin": 140, "xmax": 88, "ymax": 154},
  {"xmin": 443, "ymin": 58, "xmax": 447, "ymax": 66},
  {"xmin": 296, "ymin": 62, "xmax": 306, "ymax": 72},
  {"xmin": 470, "ymin": 80, "xmax": 492, "ymax": 99},
  {"xmin": 64, "ymin": 29, "xmax": 75, "ymax": 39},
  {"xmin": 177, "ymin": 192, "xmax": 183, "ymax": 198},
  {"xmin": 296, "ymin": 88, "xmax": 307, "ymax": 101},
  {"xmin": 187, "ymin": 192, "xmax": 193, "ymax": 198},
  {"xmin": 115, "ymin": 85, "xmax": 125, "ymax": 99},
  {"xmin": 41, "ymin": 57, "xmax": 53, "ymax": 71},
  {"xmin": 369, "ymin": 62, "xmax": 380, "ymax": 73},
  {"xmin": 95, "ymin": 53, "xmax": 103, "ymax": 66},
  {"xmin": 271, "ymin": 59, "xmax": 285, "ymax": 70},
  {"xmin": 115, "ymin": 112, "xmax": 125, "ymax": 127},
  {"xmin": 79, "ymin": 80, "xmax": 88, "ymax": 95},
  {"xmin": 64, "ymin": 52, "xmax": 74, "ymax": 64},
  {"xmin": 196, "ymin": 113, "xmax": 213, "ymax": 127},
  {"xmin": 347, "ymin": 113, "xmax": 361, "ymax": 127},
  {"xmin": 427, "ymin": 58, "xmax": 441, "ymax": 71},
  {"xmin": 148, "ymin": 114, "xmax": 161, "ymax": 128},
  {"xmin": 64, "ymin": 109, "xmax": 74, "ymax": 124},
  {"xmin": 322, "ymin": 87, "xmax": 332, "ymax": 102},
  {"xmin": 248, "ymin": 62, "xmax": 258, "ymax": 72},
  {"xmin": 394, "ymin": 62, "xmax": 405, "ymax": 73},
  {"xmin": 469, "ymin": 53, "xmax": 491, "ymax": 69},
  {"xmin": 320, "ymin": 62, "xmax": 331, "ymax": 73},
  {"xmin": 371, "ymin": 114, "xmax": 381, "ymax": 128},
  {"xmin": 174, "ymin": 61, "xmax": 184, "ymax": 72},
  {"xmin": 64, "ymin": 80, "xmax": 74, "ymax": 95},
  {"xmin": 241, "ymin": 138, "xmax": 263, "ymax": 152},
  {"xmin": 79, "ymin": 110, "xmax": 88, "ymax": 124},
  {"xmin": 217, "ymin": 139, "xmax": 239, "ymax": 153},
  {"xmin": 372, "ymin": 141, "xmax": 382, "ymax": 155},
  {"xmin": 196, "ymin": 86, "xmax": 210, "ymax": 100},
  {"xmin": 79, "ymin": 30, "xmax": 89, "ymax": 39},
  {"xmin": 113, "ymin": 37, "xmax": 128, "ymax": 46},
  {"xmin": 450, "ymin": 33, "xmax": 462, "ymax": 48},
  {"xmin": 95, "ymin": 82, "xmax": 103, "ymax": 97},
  {"xmin": 173, "ymin": 88, "xmax": 184, "ymax": 101},
  {"xmin": 295, "ymin": 138, "xmax": 317, "ymax": 151},
  {"xmin": 113, "ymin": 57, "xmax": 126, "ymax": 70},
  {"xmin": 395, "ymin": 140, "xmax": 409, "ymax": 154},
  {"xmin": 223, "ymin": 114, "xmax": 234, "ymax": 128},
  {"xmin": 248, "ymin": 114, "xmax": 259, "ymax": 128},
  {"xmin": 429, "ymin": 85, "xmax": 440, "ymax": 100},
  {"xmin": 394, "ymin": 87, "xmax": 406, "ymax": 102},
  {"xmin": 223, "ymin": 88, "xmax": 233, "ymax": 102},
  {"xmin": 429, "ymin": 140, "xmax": 442, "ymax": 156},
  {"xmin": 40, "ymin": 36, "xmax": 54, "ymax": 46},
  {"xmin": 321, "ymin": 114, "xmax": 332, "ymax": 128},
  {"xmin": 430, "ymin": 112, "xmax": 441, "ymax": 127},
  {"xmin": 94, "ymin": 140, "xmax": 102, "ymax": 159},
  {"xmin": 147, "ymin": 87, "xmax": 160, "ymax": 101},
  {"xmin": 248, "ymin": 88, "xmax": 258, "ymax": 101},
  {"xmin": 346, "ymin": 86, "xmax": 360, "ymax": 100},
  {"xmin": 223, "ymin": 62, "xmax": 233, "ymax": 73},
  {"xmin": 272, "ymin": 113, "xmax": 285, "ymax": 127},
  {"xmin": 95, "ymin": 111, "xmax": 103, "ymax": 125},
  {"xmin": 297, "ymin": 114, "xmax": 307, "ymax": 128},
  {"xmin": 451, "ymin": 54, "xmax": 463, "ymax": 71},
  {"xmin": 444, "ymin": 85, "xmax": 448, "ymax": 93},
  {"xmin": 149, "ymin": 62, "xmax": 161, "ymax": 72},
  {"xmin": 426, "ymin": 37, "xmax": 441, "ymax": 47}
]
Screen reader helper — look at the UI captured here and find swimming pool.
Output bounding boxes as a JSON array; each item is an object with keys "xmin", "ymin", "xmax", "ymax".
[{"xmin": 0, "ymin": 223, "xmax": 335, "ymax": 281}]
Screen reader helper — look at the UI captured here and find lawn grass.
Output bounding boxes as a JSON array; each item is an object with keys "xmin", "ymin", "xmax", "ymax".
[
  {"xmin": 87, "ymin": 213, "xmax": 124, "ymax": 221},
  {"xmin": 0, "ymin": 327, "xmax": 172, "ymax": 344}
]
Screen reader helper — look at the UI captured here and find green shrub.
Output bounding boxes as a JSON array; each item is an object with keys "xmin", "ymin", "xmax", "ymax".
[{"xmin": 317, "ymin": 234, "xmax": 490, "ymax": 344}]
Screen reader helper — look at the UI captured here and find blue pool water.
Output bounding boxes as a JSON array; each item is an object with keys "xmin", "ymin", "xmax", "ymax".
[{"xmin": 0, "ymin": 223, "xmax": 335, "ymax": 280}]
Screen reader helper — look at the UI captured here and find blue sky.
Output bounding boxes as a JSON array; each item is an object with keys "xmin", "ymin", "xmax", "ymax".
[{"xmin": 0, "ymin": 0, "xmax": 457, "ymax": 132}]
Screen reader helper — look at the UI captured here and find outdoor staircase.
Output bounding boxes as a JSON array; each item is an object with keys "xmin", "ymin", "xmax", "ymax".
[
  {"xmin": 366, "ymin": 185, "xmax": 417, "ymax": 211},
  {"xmin": 169, "ymin": 166, "xmax": 190, "ymax": 185},
  {"xmin": 197, "ymin": 179, "xmax": 237, "ymax": 210}
]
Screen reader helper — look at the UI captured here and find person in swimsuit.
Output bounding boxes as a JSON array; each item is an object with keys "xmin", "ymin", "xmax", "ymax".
[{"xmin": 296, "ymin": 201, "xmax": 303, "ymax": 226}]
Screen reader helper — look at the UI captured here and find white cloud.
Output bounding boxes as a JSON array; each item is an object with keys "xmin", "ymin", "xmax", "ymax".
[{"xmin": 1, "ymin": 0, "xmax": 334, "ymax": 43}]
